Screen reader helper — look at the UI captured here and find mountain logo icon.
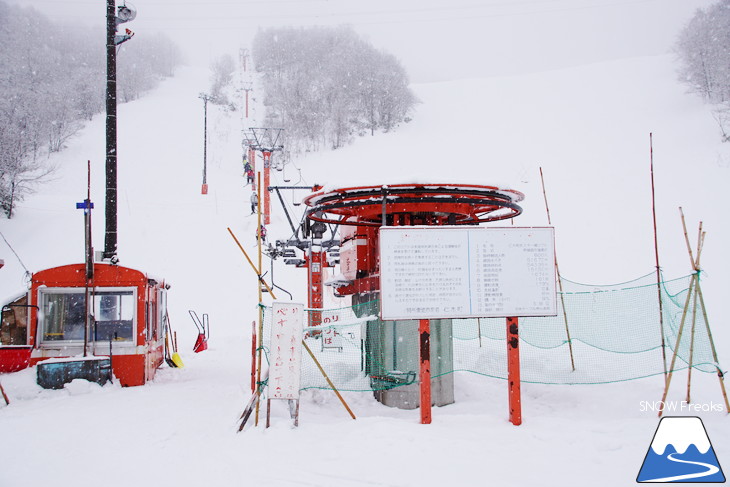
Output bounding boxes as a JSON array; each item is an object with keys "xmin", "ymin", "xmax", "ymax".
[{"xmin": 637, "ymin": 416, "xmax": 726, "ymax": 483}]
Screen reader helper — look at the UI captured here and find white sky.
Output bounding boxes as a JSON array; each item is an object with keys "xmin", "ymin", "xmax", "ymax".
[{"xmin": 6, "ymin": 0, "xmax": 718, "ymax": 81}]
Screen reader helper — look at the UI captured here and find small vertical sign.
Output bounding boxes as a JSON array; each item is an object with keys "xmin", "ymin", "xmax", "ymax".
[
  {"xmin": 321, "ymin": 327, "xmax": 343, "ymax": 351},
  {"xmin": 269, "ymin": 301, "xmax": 304, "ymax": 400}
]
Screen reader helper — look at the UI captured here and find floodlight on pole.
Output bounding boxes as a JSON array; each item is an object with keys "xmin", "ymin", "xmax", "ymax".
[
  {"xmin": 103, "ymin": 0, "xmax": 136, "ymax": 263},
  {"xmin": 116, "ymin": 4, "xmax": 136, "ymax": 23}
]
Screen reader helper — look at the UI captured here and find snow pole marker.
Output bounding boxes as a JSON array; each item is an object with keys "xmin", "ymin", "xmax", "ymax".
[
  {"xmin": 539, "ymin": 167, "xmax": 575, "ymax": 371},
  {"xmin": 648, "ymin": 133, "xmax": 669, "ymax": 385}
]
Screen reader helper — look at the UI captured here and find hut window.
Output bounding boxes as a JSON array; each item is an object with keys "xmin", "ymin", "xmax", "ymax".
[
  {"xmin": 40, "ymin": 292, "xmax": 86, "ymax": 341},
  {"xmin": 93, "ymin": 291, "xmax": 134, "ymax": 342},
  {"xmin": 39, "ymin": 288, "xmax": 136, "ymax": 344},
  {"xmin": 1, "ymin": 295, "xmax": 30, "ymax": 345}
]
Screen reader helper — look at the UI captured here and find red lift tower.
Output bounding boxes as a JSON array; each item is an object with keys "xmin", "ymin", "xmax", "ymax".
[
  {"xmin": 271, "ymin": 185, "xmax": 339, "ymax": 329},
  {"xmin": 248, "ymin": 128, "xmax": 284, "ymax": 225}
]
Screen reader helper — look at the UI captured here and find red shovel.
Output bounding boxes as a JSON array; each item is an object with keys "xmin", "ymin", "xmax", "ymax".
[{"xmin": 189, "ymin": 310, "xmax": 209, "ymax": 353}]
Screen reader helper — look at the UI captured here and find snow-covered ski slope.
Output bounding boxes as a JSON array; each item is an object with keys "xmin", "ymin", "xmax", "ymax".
[{"xmin": 1, "ymin": 54, "xmax": 728, "ymax": 487}]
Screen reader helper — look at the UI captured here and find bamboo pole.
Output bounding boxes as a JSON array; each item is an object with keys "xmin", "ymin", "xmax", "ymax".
[
  {"xmin": 227, "ymin": 228, "xmax": 276, "ymax": 296},
  {"xmin": 694, "ymin": 281, "xmax": 730, "ymax": 413},
  {"xmin": 658, "ymin": 274, "xmax": 696, "ymax": 417},
  {"xmin": 539, "ymin": 167, "xmax": 575, "ymax": 371},
  {"xmin": 684, "ymin": 214, "xmax": 729, "ymax": 413},
  {"xmin": 0, "ymin": 380, "xmax": 9, "ymax": 405},
  {"xmin": 686, "ymin": 277, "xmax": 699, "ymax": 404},
  {"xmin": 679, "ymin": 208, "xmax": 697, "ymax": 270},
  {"xmin": 660, "ymin": 210, "xmax": 706, "ymax": 416},
  {"xmin": 685, "ymin": 223, "xmax": 704, "ymax": 404},
  {"xmin": 255, "ymin": 172, "xmax": 264, "ymax": 426},
  {"xmin": 237, "ymin": 368, "xmax": 269, "ymax": 432},
  {"xmin": 251, "ymin": 320, "xmax": 256, "ymax": 393},
  {"xmin": 649, "ymin": 134, "xmax": 668, "ymax": 385},
  {"xmin": 301, "ymin": 340, "xmax": 356, "ymax": 420}
]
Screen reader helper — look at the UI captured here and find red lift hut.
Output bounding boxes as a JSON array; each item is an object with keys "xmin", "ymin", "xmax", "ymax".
[{"xmin": 1, "ymin": 263, "xmax": 169, "ymax": 387}]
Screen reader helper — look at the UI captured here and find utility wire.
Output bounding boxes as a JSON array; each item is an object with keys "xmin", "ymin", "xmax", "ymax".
[{"xmin": 0, "ymin": 230, "xmax": 31, "ymax": 275}]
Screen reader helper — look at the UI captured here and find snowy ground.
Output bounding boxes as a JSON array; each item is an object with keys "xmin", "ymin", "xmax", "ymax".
[{"xmin": 1, "ymin": 53, "xmax": 729, "ymax": 486}]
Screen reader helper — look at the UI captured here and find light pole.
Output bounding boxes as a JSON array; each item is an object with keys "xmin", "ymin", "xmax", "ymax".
[
  {"xmin": 199, "ymin": 93, "xmax": 213, "ymax": 194},
  {"xmin": 103, "ymin": 0, "xmax": 136, "ymax": 263}
]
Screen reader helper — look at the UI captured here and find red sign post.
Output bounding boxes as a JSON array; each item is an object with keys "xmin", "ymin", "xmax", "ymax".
[
  {"xmin": 419, "ymin": 319, "xmax": 432, "ymax": 424},
  {"xmin": 507, "ymin": 317, "xmax": 521, "ymax": 426}
]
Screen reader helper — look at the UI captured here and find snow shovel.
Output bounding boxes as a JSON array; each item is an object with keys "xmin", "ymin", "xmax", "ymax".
[
  {"xmin": 189, "ymin": 310, "xmax": 209, "ymax": 353},
  {"xmin": 171, "ymin": 330, "xmax": 184, "ymax": 368},
  {"xmin": 164, "ymin": 330, "xmax": 176, "ymax": 368},
  {"xmin": 164, "ymin": 311, "xmax": 184, "ymax": 368}
]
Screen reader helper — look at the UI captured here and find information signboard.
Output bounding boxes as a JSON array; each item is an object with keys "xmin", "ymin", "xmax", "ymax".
[
  {"xmin": 379, "ymin": 226, "xmax": 557, "ymax": 320},
  {"xmin": 269, "ymin": 301, "xmax": 304, "ymax": 400}
]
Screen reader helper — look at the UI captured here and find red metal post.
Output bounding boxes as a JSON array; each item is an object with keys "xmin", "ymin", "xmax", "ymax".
[
  {"xmin": 419, "ymin": 318, "xmax": 432, "ymax": 424},
  {"xmin": 244, "ymin": 89, "xmax": 250, "ymax": 119},
  {"xmin": 263, "ymin": 151, "xmax": 271, "ymax": 225},
  {"xmin": 308, "ymin": 246, "xmax": 323, "ymax": 328},
  {"xmin": 507, "ymin": 316, "xmax": 522, "ymax": 425},
  {"xmin": 251, "ymin": 320, "xmax": 256, "ymax": 393}
]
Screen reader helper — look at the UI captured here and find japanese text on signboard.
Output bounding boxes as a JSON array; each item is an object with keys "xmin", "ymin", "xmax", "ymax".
[
  {"xmin": 380, "ymin": 227, "xmax": 557, "ymax": 320},
  {"xmin": 269, "ymin": 301, "xmax": 305, "ymax": 399}
]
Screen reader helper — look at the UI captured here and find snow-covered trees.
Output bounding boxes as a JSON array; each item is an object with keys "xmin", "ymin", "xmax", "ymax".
[
  {"xmin": 676, "ymin": 0, "xmax": 730, "ymax": 140},
  {"xmin": 252, "ymin": 26, "xmax": 417, "ymax": 151},
  {"xmin": 0, "ymin": 1, "xmax": 182, "ymax": 218},
  {"xmin": 209, "ymin": 54, "xmax": 236, "ymax": 106}
]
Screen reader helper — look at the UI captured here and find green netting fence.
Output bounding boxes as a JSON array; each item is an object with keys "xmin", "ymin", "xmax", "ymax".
[{"xmin": 258, "ymin": 272, "xmax": 724, "ymax": 391}]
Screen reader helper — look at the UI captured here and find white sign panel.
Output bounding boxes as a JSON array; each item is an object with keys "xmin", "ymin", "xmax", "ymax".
[
  {"xmin": 269, "ymin": 301, "xmax": 305, "ymax": 399},
  {"xmin": 320, "ymin": 327, "xmax": 343, "ymax": 351},
  {"xmin": 380, "ymin": 226, "xmax": 557, "ymax": 320}
]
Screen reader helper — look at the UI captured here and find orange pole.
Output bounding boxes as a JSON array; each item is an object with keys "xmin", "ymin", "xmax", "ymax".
[
  {"xmin": 507, "ymin": 317, "xmax": 522, "ymax": 425},
  {"xmin": 250, "ymin": 320, "xmax": 256, "ymax": 393},
  {"xmin": 308, "ymin": 246, "xmax": 324, "ymax": 328},
  {"xmin": 263, "ymin": 151, "xmax": 271, "ymax": 225},
  {"xmin": 419, "ymin": 318, "xmax": 432, "ymax": 424}
]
